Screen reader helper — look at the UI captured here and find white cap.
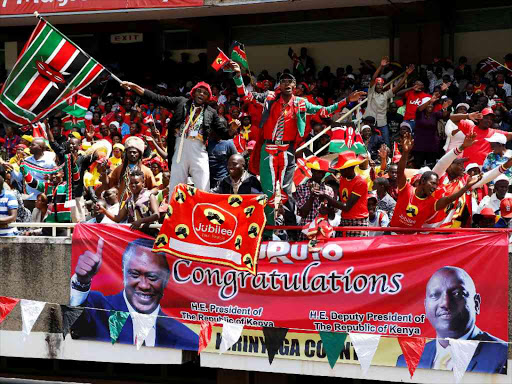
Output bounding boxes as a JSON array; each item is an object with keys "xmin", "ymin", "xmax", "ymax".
[
  {"xmin": 361, "ymin": 124, "xmax": 371, "ymax": 131},
  {"xmin": 418, "ymin": 166, "xmax": 431, "ymax": 174},
  {"xmin": 465, "ymin": 163, "xmax": 480, "ymax": 173},
  {"xmin": 494, "ymin": 174, "xmax": 510, "ymax": 184},
  {"xmin": 419, "ymin": 97, "xmax": 432, "ymax": 106},
  {"xmin": 485, "ymin": 133, "xmax": 507, "ymax": 145}
]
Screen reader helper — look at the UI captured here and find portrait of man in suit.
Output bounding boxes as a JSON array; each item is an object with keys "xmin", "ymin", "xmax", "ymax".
[
  {"xmin": 69, "ymin": 237, "xmax": 199, "ymax": 350},
  {"xmin": 397, "ymin": 266, "xmax": 507, "ymax": 373}
]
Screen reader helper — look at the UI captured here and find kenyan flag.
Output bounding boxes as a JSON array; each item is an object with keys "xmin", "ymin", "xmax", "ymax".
[
  {"xmin": 329, "ymin": 126, "xmax": 367, "ymax": 155},
  {"xmin": 230, "ymin": 41, "xmax": 249, "ymax": 70},
  {"xmin": 62, "ymin": 114, "xmax": 86, "ymax": 132},
  {"xmin": 0, "ymin": 17, "xmax": 107, "ymax": 127}
]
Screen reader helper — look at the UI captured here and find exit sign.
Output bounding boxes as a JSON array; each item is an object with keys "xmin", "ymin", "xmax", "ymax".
[{"xmin": 111, "ymin": 33, "xmax": 143, "ymax": 44}]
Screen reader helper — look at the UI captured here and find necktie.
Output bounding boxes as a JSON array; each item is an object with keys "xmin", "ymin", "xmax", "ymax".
[
  {"xmin": 438, "ymin": 347, "xmax": 452, "ymax": 370},
  {"xmin": 272, "ymin": 103, "xmax": 287, "ymax": 142}
]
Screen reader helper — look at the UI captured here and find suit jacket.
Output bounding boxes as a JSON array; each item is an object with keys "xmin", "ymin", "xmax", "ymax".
[
  {"xmin": 396, "ymin": 328, "xmax": 508, "ymax": 374},
  {"xmin": 142, "ymin": 90, "xmax": 228, "ymax": 161},
  {"xmin": 72, "ymin": 291, "xmax": 199, "ymax": 351}
]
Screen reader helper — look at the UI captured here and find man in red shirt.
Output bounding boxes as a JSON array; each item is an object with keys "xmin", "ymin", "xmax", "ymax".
[
  {"xmin": 321, "ymin": 152, "xmax": 369, "ymax": 237},
  {"xmin": 396, "ymin": 81, "xmax": 431, "ymax": 131},
  {"xmin": 389, "ymin": 133, "xmax": 481, "ymax": 230},
  {"xmin": 450, "ymin": 107, "xmax": 512, "ymax": 166}
]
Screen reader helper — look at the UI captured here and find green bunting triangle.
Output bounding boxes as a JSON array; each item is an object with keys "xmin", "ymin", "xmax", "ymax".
[
  {"xmin": 109, "ymin": 311, "xmax": 130, "ymax": 344},
  {"xmin": 319, "ymin": 331, "xmax": 348, "ymax": 368}
]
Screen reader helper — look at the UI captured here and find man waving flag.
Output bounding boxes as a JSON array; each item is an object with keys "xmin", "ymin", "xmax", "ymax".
[{"xmin": 0, "ymin": 15, "xmax": 108, "ymax": 127}]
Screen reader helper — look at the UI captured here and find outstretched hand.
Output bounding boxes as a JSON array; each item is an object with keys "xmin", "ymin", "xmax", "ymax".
[
  {"xmin": 401, "ymin": 132, "xmax": 414, "ymax": 154},
  {"xmin": 347, "ymin": 91, "xmax": 367, "ymax": 102},
  {"xmin": 466, "ymin": 174, "xmax": 483, "ymax": 190},
  {"xmin": 461, "ymin": 132, "xmax": 477, "ymax": 149},
  {"xmin": 468, "ymin": 112, "xmax": 483, "ymax": 121}
]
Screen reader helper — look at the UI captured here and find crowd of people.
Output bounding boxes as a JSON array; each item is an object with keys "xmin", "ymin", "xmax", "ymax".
[{"xmin": 1, "ymin": 49, "xmax": 512, "ymax": 242}]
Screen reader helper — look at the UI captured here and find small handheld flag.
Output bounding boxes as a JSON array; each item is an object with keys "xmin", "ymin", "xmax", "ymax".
[
  {"xmin": 211, "ymin": 49, "xmax": 230, "ymax": 72},
  {"xmin": 230, "ymin": 41, "xmax": 249, "ymax": 70}
]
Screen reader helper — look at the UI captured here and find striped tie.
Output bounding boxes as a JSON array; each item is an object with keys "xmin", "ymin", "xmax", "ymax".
[{"xmin": 272, "ymin": 104, "xmax": 287, "ymax": 141}]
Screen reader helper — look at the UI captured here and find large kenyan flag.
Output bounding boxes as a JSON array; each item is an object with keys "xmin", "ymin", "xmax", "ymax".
[{"xmin": 0, "ymin": 17, "xmax": 107, "ymax": 127}]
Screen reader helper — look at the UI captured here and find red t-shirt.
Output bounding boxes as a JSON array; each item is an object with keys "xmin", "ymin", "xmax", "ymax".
[
  {"xmin": 403, "ymin": 90, "xmax": 431, "ymax": 121},
  {"xmin": 389, "ymin": 183, "xmax": 440, "ymax": 228},
  {"xmin": 425, "ymin": 173, "xmax": 470, "ymax": 228},
  {"xmin": 338, "ymin": 175, "xmax": 368, "ymax": 219},
  {"xmin": 458, "ymin": 119, "xmax": 508, "ymax": 166}
]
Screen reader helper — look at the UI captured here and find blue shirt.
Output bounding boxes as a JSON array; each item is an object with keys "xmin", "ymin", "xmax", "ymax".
[
  {"xmin": 0, "ymin": 189, "xmax": 18, "ymax": 236},
  {"xmin": 207, "ymin": 139, "xmax": 237, "ymax": 188}
]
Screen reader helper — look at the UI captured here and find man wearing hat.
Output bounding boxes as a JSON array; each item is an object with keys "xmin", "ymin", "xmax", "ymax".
[
  {"xmin": 364, "ymin": 57, "xmax": 413, "ymax": 147},
  {"xmin": 294, "ymin": 157, "xmax": 334, "ymax": 231},
  {"xmin": 360, "ymin": 119, "xmax": 385, "ymax": 161},
  {"xmin": 367, "ymin": 191, "xmax": 389, "ymax": 236},
  {"xmin": 120, "ymin": 80, "xmax": 229, "ymax": 192},
  {"xmin": 390, "ymin": 133, "xmax": 482, "ymax": 229},
  {"xmin": 482, "ymin": 133, "xmax": 512, "ymax": 183},
  {"xmin": 450, "ymin": 107, "xmax": 512, "ymax": 166},
  {"xmin": 97, "ymin": 136, "xmax": 155, "ymax": 202},
  {"xmin": 495, "ymin": 197, "xmax": 512, "ymax": 229},
  {"xmin": 477, "ymin": 174, "xmax": 512, "ymax": 215},
  {"xmin": 231, "ymin": 60, "xmax": 366, "ymax": 228},
  {"xmin": 319, "ymin": 152, "xmax": 369, "ymax": 237},
  {"xmin": 424, "ymin": 133, "xmax": 512, "ymax": 228}
]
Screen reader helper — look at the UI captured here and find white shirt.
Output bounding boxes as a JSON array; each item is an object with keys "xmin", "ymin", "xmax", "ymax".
[
  {"xmin": 123, "ymin": 290, "xmax": 160, "ymax": 347},
  {"xmin": 477, "ymin": 193, "xmax": 512, "ymax": 214},
  {"xmin": 368, "ymin": 210, "xmax": 389, "ymax": 236},
  {"xmin": 443, "ymin": 119, "xmax": 465, "ymax": 152},
  {"xmin": 433, "ymin": 326, "xmax": 475, "ymax": 370},
  {"xmin": 100, "ymin": 203, "xmax": 120, "ymax": 224}
]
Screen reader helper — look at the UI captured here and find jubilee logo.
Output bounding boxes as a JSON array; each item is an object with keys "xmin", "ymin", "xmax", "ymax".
[{"xmin": 192, "ymin": 203, "xmax": 238, "ymax": 245}]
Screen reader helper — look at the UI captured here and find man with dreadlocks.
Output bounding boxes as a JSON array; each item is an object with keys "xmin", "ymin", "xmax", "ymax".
[{"xmin": 97, "ymin": 136, "xmax": 155, "ymax": 202}]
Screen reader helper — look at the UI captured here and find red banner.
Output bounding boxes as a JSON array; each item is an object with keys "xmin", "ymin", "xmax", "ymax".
[
  {"xmin": 0, "ymin": 0, "xmax": 203, "ymax": 16},
  {"xmin": 71, "ymin": 224, "xmax": 509, "ymax": 371}
]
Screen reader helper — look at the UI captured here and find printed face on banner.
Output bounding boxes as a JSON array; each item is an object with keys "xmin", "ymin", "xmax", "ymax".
[
  {"xmin": 71, "ymin": 225, "xmax": 508, "ymax": 373},
  {"xmin": 123, "ymin": 245, "xmax": 170, "ymax": 314},
  {"xmin": 424, "ymin": 267, "xmax": 480, "ymax": 339}
]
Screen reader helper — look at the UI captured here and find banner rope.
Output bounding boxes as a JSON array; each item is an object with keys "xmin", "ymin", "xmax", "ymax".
[{"xmin": 7, "ymin": 298, "xmax": 511, "ymax": 345}]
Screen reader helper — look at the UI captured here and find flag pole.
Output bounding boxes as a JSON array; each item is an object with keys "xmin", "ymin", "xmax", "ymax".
[
  {"xmin": 33, "ymin": 11, "xmax": 123, "ymax": 84},
  {"xmin": 488, "ymin": 57, "xmax": 512, "ymax": 73}
]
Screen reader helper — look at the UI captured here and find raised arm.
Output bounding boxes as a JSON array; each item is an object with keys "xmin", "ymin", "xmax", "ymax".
[
  {"xmin": 391, "ymin": 65, "xmax": 415, "ymax": 95},
  {"xmin": 397, "ymin": 132, "xmax": 414, "ymax": 189},
  {"xmin": 450, "ymin": 111, "xmax": 482, "ymax": 124},
  {"xmin": 121, "ymin": 82, "xmax": 182, "ymax": 110},
  {"xmin": 432, "ymin": 133, "xmax": 477, "ymax": 175},
  {"xmin": 417, "ymin": 93, "xmax": 439, "ymax": 113},
  {"xmin": 370, "ymin": 57, "xmax": 389, "ymax": 87},
  {"xmin": 435, "ymin": 174, "xmax": 482, "ymax": 211}
]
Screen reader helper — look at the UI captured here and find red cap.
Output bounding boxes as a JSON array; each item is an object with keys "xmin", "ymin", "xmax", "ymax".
[
  {"xmin": 480, "ymin": 207, "xmax": 496, "ymax": 217},
  {"xmin": 375, "ymin": 77, "xmax": 385, "ymax": 85},
  {"xmin": 500, "ymin": 197, "xmax": 512, "ymax": 218},
  {"xmin": 190, "ymin": 82, "xmax": 212, "ymax": 99},
  {"xmin": 481, "ymin": 107, "xmax": 495, "ymax": 116}
]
